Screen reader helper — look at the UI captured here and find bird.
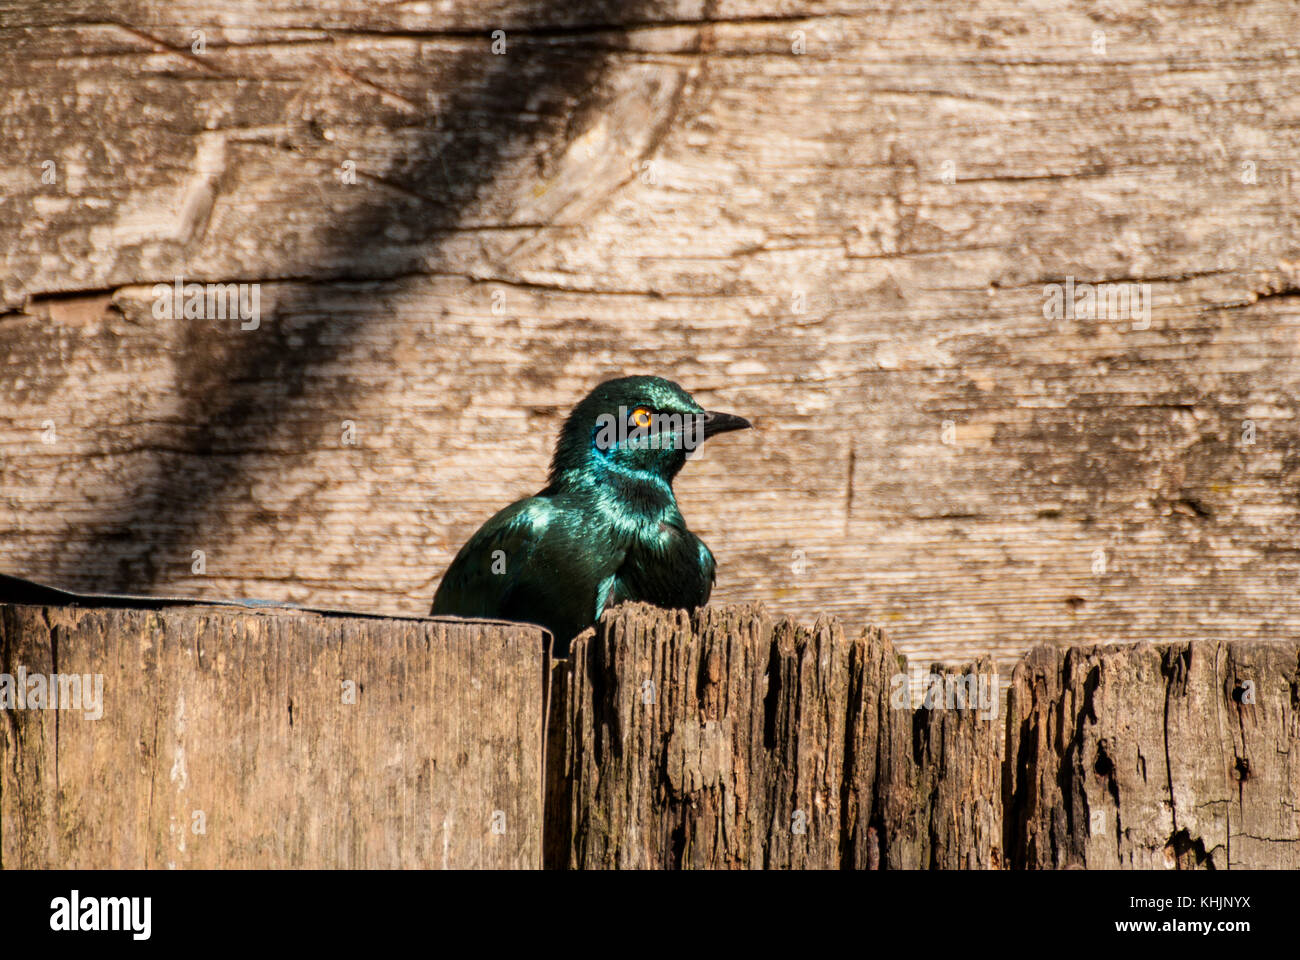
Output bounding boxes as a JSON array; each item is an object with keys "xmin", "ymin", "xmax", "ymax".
[{"xmin": 431, "ymin": 375, "xmax": 752, "ymax": 653}]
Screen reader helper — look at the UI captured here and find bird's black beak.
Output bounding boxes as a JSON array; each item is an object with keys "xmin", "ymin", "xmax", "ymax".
[{"xmin": 701, "ymin": 410, "xmax": 752, "ymax": 440}]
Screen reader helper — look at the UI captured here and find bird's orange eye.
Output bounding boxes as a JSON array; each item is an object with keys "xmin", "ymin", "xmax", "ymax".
[{"xmin": 630, "ymin": 407, "xmax": 653, "ymax": 429}]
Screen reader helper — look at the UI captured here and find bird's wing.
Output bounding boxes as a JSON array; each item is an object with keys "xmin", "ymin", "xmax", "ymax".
[
  {"xmin": 599, "ymin": 517, "xmax": 716, "ymax": 620},
  {"xmin": 695, "ymin": 535, "xmax": 718, "ymax": 598},
  {"xmin": 598, "ymin": 570, "xmax": 634, "ymax": 614},
  {"xmin": 430, "ymin": 497, "xmax": 556, "ymax": 619}
]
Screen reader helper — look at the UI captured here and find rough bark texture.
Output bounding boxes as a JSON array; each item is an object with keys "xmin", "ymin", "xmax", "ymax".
[
  {"xmin": 552, "ymin": 602, "xmax": 1002, "ymax": 868},
  {"xmin": 0, "ymin": 603, "xmax": 544, "ymax": 868},
  {"xmin": 2, "ymin": 1, "xmax": 1298, "ymax": 678},
  {"xmin": 1005, "ymin": 641, "xmax": 1300, "ymax": 869},
  {"xmin": 912, "ymin": 656, "xmax": 1004, "ymax": 869},
  {"xmin": 3, "ymin": 600, "xmax": 1296, "ymax": 869}
]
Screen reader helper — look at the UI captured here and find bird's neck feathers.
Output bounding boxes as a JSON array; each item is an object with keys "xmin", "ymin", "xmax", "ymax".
[{"xmin": 546, "ymin": 429, "xmax": 683, "ymax": 518}]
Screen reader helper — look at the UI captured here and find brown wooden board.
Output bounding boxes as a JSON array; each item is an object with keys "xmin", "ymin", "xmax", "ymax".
[{"xmin": 0, "ymin": 603, "xmax": 544, "ymax": 868}]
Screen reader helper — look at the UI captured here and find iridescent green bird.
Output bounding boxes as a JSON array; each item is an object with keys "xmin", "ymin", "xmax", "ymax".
[{"xmin": 431, "ymin": 375, "xmax": 752, "ymax": 653}]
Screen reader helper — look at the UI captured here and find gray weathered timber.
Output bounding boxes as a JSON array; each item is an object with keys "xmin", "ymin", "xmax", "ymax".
[
  {"xmin": 1004, "ymin": 640, "xmax": 1300, "ymax": 869},
  {"xmin": 552, "ymin": 602, "xmax": 1003, "ymax": 868},
  {"xmin": 1, "ymin": 2, "xmax": 1297, "ymax": 677},
  {"xmin": 0, "ymin": 603, "xmax": 544, "ymax": 868}
]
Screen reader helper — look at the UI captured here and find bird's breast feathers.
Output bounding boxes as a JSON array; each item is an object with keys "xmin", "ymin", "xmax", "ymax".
[{"xmin": 432, "ymin": 492, "xmax": 715, "ymax": 639}]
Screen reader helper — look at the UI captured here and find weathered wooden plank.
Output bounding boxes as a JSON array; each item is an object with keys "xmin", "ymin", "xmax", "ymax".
[
  {"xmin": 1004, "ymin": 640, "xmax": 1300, "ymax": 869},
  {"xmin": 552, "ymin": 602, "xmax": 1002, "ymax": 868},
  {"xmin": 911, "ymin": 656, "xmax": 1003, "ymax": 869},
  {"xmin": 2, "ymin": 0, "xmax": 1299, "ymax": 679},
  {"xmin": 0, "ymin": 603, "xmax": 545, "ymax": 868},
  {"xmin": 5, "ymin": 598, "xmax": 1296, "ymax": 869}
]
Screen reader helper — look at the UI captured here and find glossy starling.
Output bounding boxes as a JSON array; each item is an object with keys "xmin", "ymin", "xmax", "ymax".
[{"xmin": 430, "ymin": 375, "xmax": 751, "ymax": 652}]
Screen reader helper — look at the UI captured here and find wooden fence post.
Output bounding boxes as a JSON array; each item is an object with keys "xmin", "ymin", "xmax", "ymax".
[
  {"xmin": 911, "ymin": 656, "xmax": 1004, "ymax": 868},
  {"xmin": 550, "ymin": 603, "xmax": 1003, "ymax": 868},
  {"xmin": 1004, "ymin": 641, "xmax": 1300, "ymax": 869},
  {"xmin": 0, "ymin": 604, "xmax": 545, "ymax": 868},
  {"xmin": 5, "ymin": 601, "xmax": 1297, "ymax": 869}
]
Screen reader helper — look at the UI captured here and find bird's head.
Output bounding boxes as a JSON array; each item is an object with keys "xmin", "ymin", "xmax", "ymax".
[{"xmin": 548, "ymin": 375, "xmax": 751, "ymax": 492}]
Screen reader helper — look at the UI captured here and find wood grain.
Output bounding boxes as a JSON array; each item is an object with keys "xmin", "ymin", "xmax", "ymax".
[
  {"xmin": 0, "ymin": 603, "xmax": 544, "ymax": 868},
  {"xmin": 552, "ymin": 601, "xmax": 1002, "ymax": 868},
  {"xmin": 1, "ymin": 1, "xmax": 1298, "ymax": 678},
  {"xmin": 1005, "ymin": 640, "xmax": 1300, "ymax": 869},
  {"xmin": 3, "ymin": 599, "xmax": 1295, "ymax": 868}
]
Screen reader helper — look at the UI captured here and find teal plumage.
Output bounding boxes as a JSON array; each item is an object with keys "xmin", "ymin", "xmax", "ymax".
[{"xmin": 431, "ymin": 375, "xmax": 751, "ymax": 652}]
